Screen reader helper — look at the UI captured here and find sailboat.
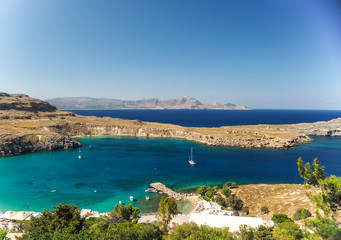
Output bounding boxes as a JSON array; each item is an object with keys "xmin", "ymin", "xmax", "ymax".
[
  {"xmin": 188, "ymin": 147, "xmax": 196, "ymax": 165},
  {"xmin": 78, "ymin": 148, "xmax": 82, "ymax": 159}
]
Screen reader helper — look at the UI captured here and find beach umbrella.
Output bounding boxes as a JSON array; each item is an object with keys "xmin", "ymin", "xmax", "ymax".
[
  {"xmin": 0, "ymin": 211, "xmax": 17, "ymax": 220},
  {"xmin": 11, "ymin": 211, "xmax": 33, "ymax": 221}
]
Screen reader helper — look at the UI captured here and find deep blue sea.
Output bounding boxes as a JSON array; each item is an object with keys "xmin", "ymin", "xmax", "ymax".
[
  {"xmin": 0, "ymin": 110, "xmax": 340, "ymax": 213},
  {"xmin": 69, "ymin": 109, "xmax": 341, "ymax": 127}
]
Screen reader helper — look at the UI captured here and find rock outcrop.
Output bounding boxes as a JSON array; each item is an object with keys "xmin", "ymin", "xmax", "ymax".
[
  {"xmin": 288, "ymin": 118, "xmax": 341, "ymax": 136},
  {"xmin": 0, "ymin": 93, "xmax": 57, "ymax": 112}
]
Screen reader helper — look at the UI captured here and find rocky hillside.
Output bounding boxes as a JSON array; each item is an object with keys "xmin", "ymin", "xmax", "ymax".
[
  {"xmin": 46, "ymin": 96, "xmax": 249, "ymax": 110},
  {"xmin": 232, "ymin": 184, "xmax": 319, "ymax": 220},
  {"xmin": 0, "ymin": 92, "xmax": 57, "ymax": 112},
  {"xmin": 288, "ymin": 118, "xmax": 341, "ymax": 136}
]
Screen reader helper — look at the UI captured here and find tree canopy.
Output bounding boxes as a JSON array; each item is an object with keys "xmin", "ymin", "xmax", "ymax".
[{"xmin": 157, "ymin": 196, "xmax": 178, "ymax": 225}]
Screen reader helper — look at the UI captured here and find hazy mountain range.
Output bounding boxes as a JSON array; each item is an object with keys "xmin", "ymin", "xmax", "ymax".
[{"xmin": 46, "ymin": 96, "xmax": 249, "ymax": 110}]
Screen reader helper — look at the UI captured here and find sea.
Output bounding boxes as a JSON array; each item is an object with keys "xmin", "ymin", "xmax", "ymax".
[{"xmin": 0, "ymin": 109, "xmax": 340, "ymax": 214}]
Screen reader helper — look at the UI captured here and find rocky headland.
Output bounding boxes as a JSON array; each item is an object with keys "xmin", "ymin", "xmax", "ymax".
[{"xmin": 0, "ymin": 93, "xmax": 340, "ymax": 157}]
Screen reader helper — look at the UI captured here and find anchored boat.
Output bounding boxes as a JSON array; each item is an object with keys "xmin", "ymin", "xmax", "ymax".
[{"xmin": 188, "ymin": 147, "xmax": 196, "ymax": 165}]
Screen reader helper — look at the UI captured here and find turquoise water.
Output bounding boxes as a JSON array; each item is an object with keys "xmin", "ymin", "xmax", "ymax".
[{"xmin": 0, "ymin": 136, "xmax": 341, "ymax": 213}]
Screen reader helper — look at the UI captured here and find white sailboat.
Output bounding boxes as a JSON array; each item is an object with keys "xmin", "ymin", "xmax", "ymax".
[
  {"xmin": 78, "ymin": 148, "xmax": 82, "ymax": 159},
  {"xmin": 188, "ymin": 147, "xmax": 196, "ymax": 165}
]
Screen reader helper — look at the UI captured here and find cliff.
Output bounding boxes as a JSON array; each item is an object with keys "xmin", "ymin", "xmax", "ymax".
[
  {"xmin": 46, "ymin": 96, "xmax": 249, "ymax": 110},
  {"xmin": 0, "ymin": 93, "xmax": 340, "ymax": 157}
]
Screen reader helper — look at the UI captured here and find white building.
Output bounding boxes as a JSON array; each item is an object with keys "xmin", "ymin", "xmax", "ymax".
[{"xmin": 189, "ymin": 213, "xmax": 264, "ymax": 232}]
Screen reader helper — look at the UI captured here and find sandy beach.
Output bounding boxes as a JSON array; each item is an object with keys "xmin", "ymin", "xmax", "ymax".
[{"xmin": 186, "ymin": 195, "xmax": 198, "ymax": 214}]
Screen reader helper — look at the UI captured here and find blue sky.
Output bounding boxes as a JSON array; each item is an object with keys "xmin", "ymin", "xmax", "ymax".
[{"xmin": 1, "ymin": 0, "xmax": 341, "ymax": 109}]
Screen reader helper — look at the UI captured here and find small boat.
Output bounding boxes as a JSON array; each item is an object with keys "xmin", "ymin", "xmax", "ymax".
[
  {"xmin": 51, "ymin": 190, "xmax": 56, "ymax": 192},
  {"xmin": 146, "ymin": 196, "xmax": 150, "ymax": 200},
  {"xmin": 129, "ymin": 196, "xmax": 134, "ymax": 201},
  {"xmin": 158, "ymin": 191, "xmax": 164, "ymax": 195},
  {"xmin": 78, "ymin": 148, "xmax": 82, "ymax": 159},
  {"xmin": 188, "ymin": 147, "xmax": 196, "ymax": 165},
  {"xmin": 119, "ymin": 201, "xmax": 122, "ymax": 205},
  {"xmin": 94, "ymin": 190, "xmax": 97, "ymax": 193}
]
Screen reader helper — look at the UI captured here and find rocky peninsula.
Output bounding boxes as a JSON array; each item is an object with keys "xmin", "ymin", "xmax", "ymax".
[{"xmin": 0, "ymin": 93, "xmax": 340, "ymax": 157}]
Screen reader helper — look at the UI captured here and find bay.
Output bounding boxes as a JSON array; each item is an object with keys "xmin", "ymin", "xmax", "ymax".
[{"xmin": 0, "ymin": 110, "xmax": 340, "ymax": 213}]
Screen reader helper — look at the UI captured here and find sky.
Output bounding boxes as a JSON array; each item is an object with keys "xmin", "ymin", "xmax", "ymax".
[{"xmin": 0, "ymin": 0, "xmax": 341, "ymax": 109}]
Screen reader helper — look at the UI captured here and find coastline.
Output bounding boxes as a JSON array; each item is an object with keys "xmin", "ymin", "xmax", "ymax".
[
  {"xmin": 1, "ymin": 94, "xmax": 340, "ymax": 158},
  {"xmin": 0, "ymin": 109, "xmax": 318, "ymax": 158}
]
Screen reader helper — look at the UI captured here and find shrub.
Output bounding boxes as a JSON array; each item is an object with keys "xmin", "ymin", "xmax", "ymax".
[
  {"xmin": 0, "ymin": 230, "xmax": 8, "ymax": 240},
  {"xmin": 215, "ymin": 194, "xmax": 226, "ymax": 207},
  {"xmin": 196, "ymin": 186, "xmax": 208, "ymax": 196},
  {"xmin": 261, "ymin": 206, "xmax": 269, "ymax": 214},
  {"xmin": 293, "ymin": 209, "xmax": 312, "ymax": 220},
  {"xmin": 166, "ymin": 222, "xmax": 235, "ymax": 240},
  {"xmin": 221, "ymin": 186, "xmax": 232, "ymax": 198},
  {"xmin": 273, "ymin": 221, "xmax": 304, "ymax": 240},
  {"xmin": 227, "ymin": 194, "xmax": 244, "ymax": 211},
  {"xmin": 202, "ymin": 196, "xmax": 210, "ymax": 202},
  {"xmin": 224, "ymin": 182, "xmax": 238, "ymax": 188},
  {"xmin": 271, "ymin": 213, "xmax": 293, "ymax": 224}
]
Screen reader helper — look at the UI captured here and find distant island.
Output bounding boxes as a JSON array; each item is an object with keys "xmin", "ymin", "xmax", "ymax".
[{"xmin": 46, "ymin": 96, "xmax": 249, "ymax": 110}]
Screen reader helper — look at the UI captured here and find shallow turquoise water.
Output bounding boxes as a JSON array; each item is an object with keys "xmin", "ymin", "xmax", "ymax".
[{"xmin": 0, "ymin": 136, "xmax": 340, "ymax": 213}]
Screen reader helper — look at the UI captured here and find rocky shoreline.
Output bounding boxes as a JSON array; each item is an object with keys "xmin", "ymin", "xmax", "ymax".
[{"xmin": 0, "ymin": 93, "xmax": 340, "ymax": 157}]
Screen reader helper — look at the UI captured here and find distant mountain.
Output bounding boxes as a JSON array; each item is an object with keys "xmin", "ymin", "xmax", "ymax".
[{"xmin": 46, "ymin": 96, "xmax": 249, "ymax": 110}]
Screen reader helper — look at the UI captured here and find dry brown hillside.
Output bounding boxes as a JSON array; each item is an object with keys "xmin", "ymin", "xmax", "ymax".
[{"xmin": 232, "ymin": 184, "xmax": 319, "ymax": 220}]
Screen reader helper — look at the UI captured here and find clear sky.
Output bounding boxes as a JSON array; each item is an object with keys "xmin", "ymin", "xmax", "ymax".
[{"xmin": 1, "ymin": 0, "xmax": 341, "ymax": 109}]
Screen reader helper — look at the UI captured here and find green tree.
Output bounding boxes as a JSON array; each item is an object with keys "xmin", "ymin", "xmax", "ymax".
[
  {"xmin": 107, "ymin": 204, "xmax": 140, "ymax": 223},
  {"xmin": 221, "ymin": 186, "xmax": 232, "ymax": 198},
  {"xmin": 318, "ymin": 175, "xmax": 341, "ymax": 212},
  {"xmin": 224, "ymin": 182, "xmax": 238, "ymax": 188},
  {"xmin": 21, "ymin": 203, "xmax": 84, "ymax": 239},
  {"xmin": 297, "ymin": 157, "xmax": 325, "ymax": 186},
  {"xmin": 238, "ymin": 225, "xmax": 274, "ymax": 240},
  {"xmin": 165, "ymin": 222, "xmax": 236, "ymax": 240},
  {"xmin": 157, "ymin": 197, "xmax": 178, "ymax": 225},
  {"xmin": 271, "ymin": 213, "xmax": 292, "ymax": 224},
  {"xmin": 292, "ymin": 209, "xmax": 312, "ymax": 220},
  {"xmin": 254, "ymin": 225, "xmax": 273, "ymax": 240},
  {"xmin": 313, "ymin": 158, "xmax": 325, "ymax": 182},
  {"xmin": 273, "ymin": 221, "xmax": 304, "ymax": 240},
  {"xmin": 305, "ymin": 214, "xmax": 341, "ymax": 240},
  {"xmin": 30, "ymin": 221, "xmax": 164, "ymax": 240},
  {"xmin": 0, "ymin": 230, "xmax": 8, "ymax": 240},
  {"xmin": 227, "ymin": 194, "xmax": 243, "ymax": 211},
  {"xmin": 98, "ymin": 222, "xmax": 163, "ymax": 240},
  {"xmin": 260, "ymin": 206, "xmax": 269, "ymax": 214},
  {"xmin": 196, "ymin": 186, "xmax": 208, "ymax": 196},
  {"xmin": 297, "ymin": 158, "xmax": 341, "ymax": 215},
  {"xmin": 297, "ymin": 157, "xmax": 305, "ymax": 178},
  {"xmin": 238, "ymin": 225, "xmax": 254, "ymax": 240},
  {"xmin": 215, "ymin": 193, "xmax": 227, "ymax": 207}
]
